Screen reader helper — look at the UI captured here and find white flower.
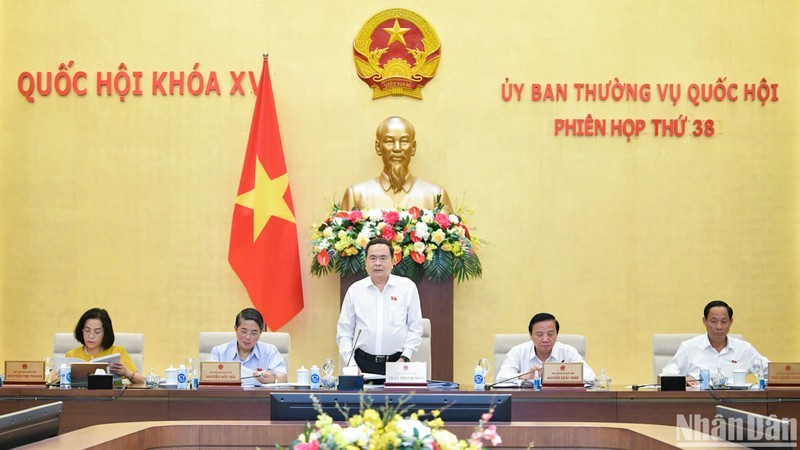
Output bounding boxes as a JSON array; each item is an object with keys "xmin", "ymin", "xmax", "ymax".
[
  {"xmin": 322, "ymin": 227, "xmax": 333, "ymax": 238},
  {"xmin": 397, "ymin": 419, "xmax": 433, "ymax": 446},
  {"xmin": 413, "ymin": 242, "xmax": 426, "ymax": 254},
  {"xmin": 363, "ymin": 225, "xmax": 377, "ymax": 238},
  {"xmin": 414, "ymin": 222, "xmax": 430, "ymax": 240},
  {"xmin": 333, "ymin": 217, "xmax": 343, "ymax": 226},
  {"xmin": 342, "ymin": 424, "xmax": 372, "ymax": 446},
  {"xmin": 448, "ymin": 214, "xmax": 460, "ymax": 225},
  {"xmin": 399, "ymin": 211, "xmax": 411, "ymax": 221},
  {"xmin": 432, "ymin": 429, "xmax": 460, "ymax": 450},
  {"xmin": 316, "ymin": 240, "xmax": 330, "ymax": 249},
  {"xmin": 366, "ymin": 209, "xmax": 383, "ymax": 221},
  {"xmin": 421, "ymin": 213, "xmax": 434, "ymax": 224}
]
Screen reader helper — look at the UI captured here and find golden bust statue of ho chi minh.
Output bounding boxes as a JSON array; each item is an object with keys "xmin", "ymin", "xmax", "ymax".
[{"xmin": 341, "ymin": 116, "xmax": 453, "ymax": 212}]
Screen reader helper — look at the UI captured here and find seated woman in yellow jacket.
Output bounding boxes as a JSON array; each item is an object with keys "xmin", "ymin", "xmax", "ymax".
[{"xmin": 66, "ymin": 307, "xmax": 144, "ymax": 384}]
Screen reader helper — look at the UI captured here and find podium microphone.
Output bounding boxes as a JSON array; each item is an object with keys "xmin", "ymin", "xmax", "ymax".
[
  {"xmin": 485, "ymin": 369, "xmax": 537, "ymax": 390},
  {"xmin": 345, "ymin": 329, "xmax": 362, "ymax": 368}
]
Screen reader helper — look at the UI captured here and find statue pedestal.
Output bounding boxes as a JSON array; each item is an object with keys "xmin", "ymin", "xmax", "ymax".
[{"xmin": 340, "ymin": 274, "xmax": 453, "ymax": 381}]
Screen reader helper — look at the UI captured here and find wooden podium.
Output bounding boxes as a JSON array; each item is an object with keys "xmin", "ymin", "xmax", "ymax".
[{"xmin": 340, "ymin": 273, "xmax": 453, "ymax": 381}]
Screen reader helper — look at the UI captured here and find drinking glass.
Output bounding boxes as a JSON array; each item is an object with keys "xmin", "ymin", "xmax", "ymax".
[
  {"xmin": 478, "ymin": 358, "xmax": 492, "ymax": 383},
  {"xmin": 43, "ymin": 357, "xmax": 53, "ymax": 381},
  {"xmin": 752, "ymin": 359, "xmax": 763, "ymax": 381},
  {"xmin": 322, "ymin": 357, "xmax": 337, "ymax": 389}
]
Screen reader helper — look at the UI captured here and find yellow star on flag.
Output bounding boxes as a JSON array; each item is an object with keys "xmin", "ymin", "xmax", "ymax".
[
  {"xmin": 235, "ymin": 157, "xmax": 295, "ymax": 242},
  {"xmin": 383, "ymin": 19, "xmax": 410, "ymax": 46}
]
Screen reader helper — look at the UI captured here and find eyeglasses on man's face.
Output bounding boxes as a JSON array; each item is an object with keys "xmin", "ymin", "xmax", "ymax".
[{"xmin": 237, "ymin": 328, "xmax": 261, "ymax": 338}]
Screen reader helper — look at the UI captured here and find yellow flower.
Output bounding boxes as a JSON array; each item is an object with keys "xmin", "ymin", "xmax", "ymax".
[
  {"xmin": 334, "ymin": 239, "xmax": 352, "ymax": 252},
  {"xmin": 355, "ymin": 233, "xmax": 371, "ymax": 249},
  {"xmin": 428, "ymin": 417, "xmax": 445, "ymax": 429},
  {"xmin": 337, "ymin": 230, "xmax": 347, "ymax": 240},
  {"xmin": 349, "ymin": 414, "xmax": 363, "ymax": 427},
  {"xmin": 431, "ymin": 229, "xmax": 446, "ymax": 245},
  {"xmin": 441, "ymin": 242, "xmax": 452, "ymax": 252}
]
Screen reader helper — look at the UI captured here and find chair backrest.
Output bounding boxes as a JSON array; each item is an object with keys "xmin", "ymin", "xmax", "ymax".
[
  {"xmin": 416, "ymin": 318, "xmax": 432, "ymax": 380},
  {"xmin": 339, "ymin": 318, "xmax": 432, "ymax": 380},
  {"xmin": 652, "ymin": 333, "xmax": 743, "ymax": 383},
  {"xmin": 493, "ymin": 333, "xmax": 586, "ymax": 379},
  {"xmin": 53, "ymin": 332, "xmax": 145, "ymax": 372},
  {"xmin": 198, "ymin": 332, "xmax": 291, "ymax": 372}
]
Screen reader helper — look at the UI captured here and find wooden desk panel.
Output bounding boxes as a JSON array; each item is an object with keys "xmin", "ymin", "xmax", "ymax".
[
  {"xmin": 503, "ymin": 389, "xmax": 618, "ymax": 422},
  {"xmin": 767, "ymin": 387, "xmax": 800, "ymax": 420},
  {"xmin": 167, "ymin": 388, "xmax": 271, "ymax": 421},
  {"xmin": 3, "ymin": 385, "xmax": 798, "ymax": 435},
  {"xmin": 617, "ymin": 390, "xmax": 769, "ymax": 425},
  {"xmin": 19, "ymin": 421, "xmax": 749, "ymax": 450}
]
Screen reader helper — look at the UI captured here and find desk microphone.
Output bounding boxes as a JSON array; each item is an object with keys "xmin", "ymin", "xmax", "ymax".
[
  {"xmin": 485, "ymin": 369, "xmax": 537, "ymax": 390},
  {"xmin": 345, "ymin": 329, "xmax": 362, "ymax": 368}
]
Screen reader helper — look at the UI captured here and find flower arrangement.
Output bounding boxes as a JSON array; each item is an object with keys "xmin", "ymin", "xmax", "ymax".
[
  {"xmin": 284, "ymin": 395, "xmax": 502, "ymax": 450},
  {"xmin": 310, "ymin": 201, "xmax": 482, "ymax": 282}
]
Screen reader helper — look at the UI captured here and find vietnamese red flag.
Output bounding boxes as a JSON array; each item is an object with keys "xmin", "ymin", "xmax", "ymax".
[{"xmin": 228, "ymin": 55, "xmax": 304, "ymax": 330}]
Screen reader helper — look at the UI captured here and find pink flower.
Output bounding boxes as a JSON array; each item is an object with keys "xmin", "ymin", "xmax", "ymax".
[
  {"xmin": 383, "ymin": 211, "xmax": 400, "ymax": 226},
  {"xmin": 382, "ymin": 226, "xmax": 396, "ymax": 241},
  {"xmin": 294, "ymin": 440, "xmax": 320, "ymax": 450},
  {"xmin": 349, "ymin": 210, "xmax": 364, "ymax": 223},
  {"xmin": 434, "ymin": 212, "xmax": 451, "ymax": 229}
]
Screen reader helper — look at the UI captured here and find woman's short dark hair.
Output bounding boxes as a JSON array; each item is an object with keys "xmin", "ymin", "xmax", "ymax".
[
  {"xmin": 73, "ymin": 307, "xmax": 115, "ymax": 349},
  {"xmin": 528, "ymin": 312, "xmax": 560, "ymax": 335},
  {"xmin": 235, "ymin": 308, "xmax": 265, "ymax": 331}
]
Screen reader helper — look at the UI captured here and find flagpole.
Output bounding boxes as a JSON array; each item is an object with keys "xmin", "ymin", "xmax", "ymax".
[{"xmin": 263, "ymin": 53, "xmax": 268, "ymax": 60}]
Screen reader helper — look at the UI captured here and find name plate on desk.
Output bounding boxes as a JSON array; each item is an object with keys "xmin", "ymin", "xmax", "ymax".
[
  {"xmin": 385, "ymin": 362, "xmax": 427, "ymax": 387},
  {"xmin": 542, "ymin": 362, "xmax": 584, "ymax": 386},
  {"xmin": 768, "ymin": 362, "xmax": 800, "ymax": 386},
  {"xmin": 4, "ymin": 361, "xmax": 45, "ymax": 384},
  {"xmin": 200, "ymin": 361, "xmax": 241, "ymax": 384}
]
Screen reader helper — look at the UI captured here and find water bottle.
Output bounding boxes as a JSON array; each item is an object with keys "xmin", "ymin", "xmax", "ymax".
[
  {"xmin": 699, "ymin": 368, "xmax": 710, "ymax": 390},
  {"xmin": 533, "ymin": 369, "xmax": 542, "ymax": 391},
  {"xmin": 310, "ymin": 365, "xmax": 321, "ymax": 390},
  {"xmin": 191, "ymin": 369, "xmax": 199, "ymax": 389},
  {"xmin": 177, "ymin": 364, "xmax": 188, "ymax": 390},
  {"xmin": 473, "ymin": 365, "xmax": 485, "ymax": 390},
  {"xmin": 60, "ymin": 364, "xmax": 71, "ymax": 389}
]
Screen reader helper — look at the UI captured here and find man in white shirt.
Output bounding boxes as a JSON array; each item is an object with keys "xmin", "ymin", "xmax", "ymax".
[
  {"xmin": 336, "ymin": 237, "xmax": 424, "ymax": 375},
  {"xmin": 662, "ymin": 300, "xmax": 769, "ymax": 384},
  {"xmin": 496, "ymin": 313, "xmax": 596, "ymax": 385}
]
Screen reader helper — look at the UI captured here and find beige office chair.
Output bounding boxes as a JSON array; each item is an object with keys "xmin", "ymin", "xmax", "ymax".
[
  {"xmin": 339, "ymin": 318, "xmax": 432, "ymax": 379},
  {"xmin": 652, "ymin": 333, "xmax": 743, "ymax": 383},
  {"xmin": 493, "ymin": 333, "xmax": 586, "ymax": 380},
  {"xmin": 198, "ymin": 332, "xmax": 291, "ymax": 372},
  {"xmin": 53, "ymin": 332, "xmax": 145, "ymax": 372}
]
